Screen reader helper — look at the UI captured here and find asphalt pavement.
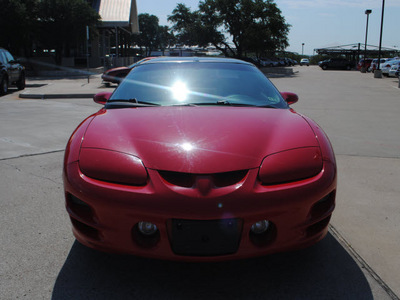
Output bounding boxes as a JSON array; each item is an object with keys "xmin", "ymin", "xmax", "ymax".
[{"xmin": 1, "ymin": 67, "xmax": 399, "ymax": 299}]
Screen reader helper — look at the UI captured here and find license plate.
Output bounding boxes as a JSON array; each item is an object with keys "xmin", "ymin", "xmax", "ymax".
[{"xmin": 171, "ymin": 218, "xmax": 242, "ymax": 256}]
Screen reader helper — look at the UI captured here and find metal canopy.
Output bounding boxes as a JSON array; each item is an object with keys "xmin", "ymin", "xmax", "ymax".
[{"xmin": 315, "ymin": 43, "xmax": 399, "ymax": 57}]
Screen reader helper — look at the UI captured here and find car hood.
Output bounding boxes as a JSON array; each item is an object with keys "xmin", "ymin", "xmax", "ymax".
[{"xmin": 81, "ymin": 107, "xmax": 319, "ymax": 173}]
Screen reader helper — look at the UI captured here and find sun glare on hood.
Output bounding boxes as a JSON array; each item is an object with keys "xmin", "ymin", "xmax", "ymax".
[{"xmin": 180, "ymin": 142, "xmax": 195, "ymax": 152}]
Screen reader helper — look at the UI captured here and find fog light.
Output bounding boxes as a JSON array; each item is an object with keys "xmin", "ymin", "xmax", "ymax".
[
  {"xmin": 138, "ymin": 221, "xmax": 158, "ymax": 235},
  {"xmin": 251, "ymin": 220, "xmax": 270, "ymax": 234}
]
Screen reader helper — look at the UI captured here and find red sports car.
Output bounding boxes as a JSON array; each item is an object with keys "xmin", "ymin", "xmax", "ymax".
[
  {"xmin": 101, "ymin": 57, "xmax": 155, "ymax": 86},
  {"xmin": 64, "ymin": 57, "xmax": 337, "ymax": 261}
]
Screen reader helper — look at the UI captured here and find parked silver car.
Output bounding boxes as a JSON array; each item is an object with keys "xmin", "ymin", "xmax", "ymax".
[
  {"xmin": 368, "ymin": 58, "xmax": 387, "ymax": 72},
  {"xmin": 300, "ymin": 58, "xmax": 310, "ymax": 66},
  {"xmin": 388, "ymin": 61, "xmax": 400, "ymax": 77},
  {"xmin": 381, "ymin": 59, "xmax": 400, "ymax": 76}
]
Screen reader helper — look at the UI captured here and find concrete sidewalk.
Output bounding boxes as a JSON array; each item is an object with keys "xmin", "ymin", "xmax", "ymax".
[{"xmin": 19, "ymin": 74, "xmax": 112, "ymax": 99}]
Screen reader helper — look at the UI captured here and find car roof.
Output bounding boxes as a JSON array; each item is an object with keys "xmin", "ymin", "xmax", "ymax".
[{"xmin": 140, "ymin": 56, "xmax": 253, "ymax": 66}]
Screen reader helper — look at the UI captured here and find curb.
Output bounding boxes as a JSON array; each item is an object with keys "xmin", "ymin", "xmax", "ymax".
[{"xmin": 19, "ymin": 93, "xmax": 95, "ymax": 99}]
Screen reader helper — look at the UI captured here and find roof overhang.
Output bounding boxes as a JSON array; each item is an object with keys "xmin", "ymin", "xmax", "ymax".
[{"xmin": 93, "ymin": 0, "xmax": 138, "ymax": 33}]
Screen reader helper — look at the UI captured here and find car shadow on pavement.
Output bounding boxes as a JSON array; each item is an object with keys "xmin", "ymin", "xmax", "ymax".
[{"xmin": 52, "ymin": 233, "xmax": 374, "ymax": 300}]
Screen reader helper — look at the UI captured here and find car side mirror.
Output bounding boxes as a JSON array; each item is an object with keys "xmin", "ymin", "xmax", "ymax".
[
  {"xmin": 280, "ymin": 92, "xmax": 298, "ymax": 105},
  {"xmin": 93, "ymin": 92, "xmax": 112, "ymax": 105}
]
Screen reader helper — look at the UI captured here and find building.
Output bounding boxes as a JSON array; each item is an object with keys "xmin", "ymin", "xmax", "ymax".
[{"xmin": 89, "ymin": 0, "xmax": 139, "ymax": 68}]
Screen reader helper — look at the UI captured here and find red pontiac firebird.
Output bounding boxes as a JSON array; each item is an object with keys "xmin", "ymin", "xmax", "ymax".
[{"xmin": 63, "ymin": 57, "xmax": 337, "ymax": 261}]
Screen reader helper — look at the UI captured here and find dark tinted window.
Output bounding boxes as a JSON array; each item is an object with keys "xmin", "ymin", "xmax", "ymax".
[
  {"xmin": 110, "ymin": 62, "xmax": 287, "ymax": 108},
  {"xmin": 4, "ymin": 50, "xmax": 14, "ymax": 62},
  {"xmin": 0, "ymin": 50, "xmax": 6, "ymax": 64}
]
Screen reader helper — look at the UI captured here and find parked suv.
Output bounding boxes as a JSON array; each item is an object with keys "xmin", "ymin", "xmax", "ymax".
[
  {"xmin": 0, "ymin": 48, "xmax": 25, "ymax": 95},
  {"xmin": 319, "ymin": 58, "xmax": 354, "ymax": 70}
]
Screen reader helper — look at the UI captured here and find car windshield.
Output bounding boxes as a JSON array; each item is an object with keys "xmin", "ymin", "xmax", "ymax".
[{"xmin": 109, "ymin": 61, "xmax": 288, "ymax": 108}]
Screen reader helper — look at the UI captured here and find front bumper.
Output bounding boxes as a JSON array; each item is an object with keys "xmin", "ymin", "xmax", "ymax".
[{"xmin": 63, "ymin": 161, "xmax": 336, "ymax": 261}]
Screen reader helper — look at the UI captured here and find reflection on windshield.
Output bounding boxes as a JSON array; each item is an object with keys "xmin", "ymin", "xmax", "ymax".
[
  {"xmin": 111, "ymin": 62, "xmax": 287, "ymax": 108},
  {"xmin": 171, "ymin": 81, "xmax": 189, "ymax": 102}
]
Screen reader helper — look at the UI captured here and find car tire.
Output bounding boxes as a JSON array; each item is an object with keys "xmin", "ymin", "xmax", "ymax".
[
  {"xmin": 346, "ymin": 65, "xmax": 351, "ymax": 70},
  {"xmin": 322, "ymin": 65, "xmax": 327, "ymax": 70},
  {"xmin": 16, "ymin": 72, "xmax": 25, "ymax": 90},
  {"xmin": 0, "ymin": 76, "xmax": 8, "ymax": 95}
]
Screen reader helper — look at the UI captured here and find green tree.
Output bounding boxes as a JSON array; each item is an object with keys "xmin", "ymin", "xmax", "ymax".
[
  {"xmin": 36, "ymin": 0, "xmax": 100, "ymax": 64},
  {"xmin": 134, "ymin": 14, "xmax": 175, "ymax": 56},
  {"xmin": 168, "ymin": 3, "xmax": 224, "ymax": 48},
  {"xmin": 158, "ymin": 25, "xmax": 175, "ymax": 55},
  {"xmin": 135, "ymin": 13, "xmax": 160, "ymax": 55},
  {"xmin": 168, "ymin": 0, "xmax": 290, "ymax": 58},
  {"xmin": 0, "ymin": 0, "xmax": 38, "ymax": 56}
]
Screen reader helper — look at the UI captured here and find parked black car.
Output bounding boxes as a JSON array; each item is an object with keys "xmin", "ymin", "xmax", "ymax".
[
  {"xmin": 0, "ymin": 48, "xmax": 25, "ymax": 95},
  {"xmin": 319, "ymin": 58, "xmax": 354, "ymax": 70}
]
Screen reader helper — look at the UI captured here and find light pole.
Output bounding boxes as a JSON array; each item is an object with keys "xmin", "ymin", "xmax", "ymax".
[
  {"xmin": 375, "ymin": 0, "xmax": 385, "ymax": 78},
  {"xmin": 361, "ymin": 9, "xmax": 372, "ymax": 73},
  {"xmin": 302, "ymin": 43, "xmax": 305, "ymax": 56}
]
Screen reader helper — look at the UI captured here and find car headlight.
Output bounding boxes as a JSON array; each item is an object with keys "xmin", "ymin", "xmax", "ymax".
[
  {"xmin": 79, "ymin": 148, "xmax": 148, "ymax": 185},
  {"xmin": 258, "ymin": 147, "xmax": 322, "ymax": 185}
]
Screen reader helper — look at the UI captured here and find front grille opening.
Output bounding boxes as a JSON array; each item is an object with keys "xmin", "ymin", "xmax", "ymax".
[
  {"xmin": 132, "ymin": 224, "xmax": 161, "ymax": 248},
  {"xmin": 306, "ymin": 215, "xmax": 331, "ymax": 237},
  {"xmin": 70, "ymin": 217, "xmax": 100, "ymax": 241},
  {"xmin": 249, "ymin": 222, "xmax": 277, "ymax": 247},
  {"xmin": 66, "ymin": 194, "xmax": 95, "ymax": 223},
  {"xmin": 212, "ymin": 170, "xmax": 248, "ymax": 187},
  {"xmin": 309, "ymin": 191, "xmax": 336, "ymax": 220},
  {"xmin": 159, "ymin": 170, "xmax": 248, "ymax": 188},
  {"xmin": 159, "ymin": 171, "xmax": 196, "ymax": 187}
]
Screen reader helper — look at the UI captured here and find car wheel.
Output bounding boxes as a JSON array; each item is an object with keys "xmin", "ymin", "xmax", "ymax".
[
  {"xmin": 16, "ymin": 72, "xmax": 25, "ymax": 90},
  {"xmin": 322, "ymin": 65, "xmax": 327, "ymax": 70},
  {"xmin": 0, "ymin": 76, "xmax": 8, "ymax": 95},
  {"xmin": 346, "ymin": 65, "xmax": 351, "ymax": 70}
]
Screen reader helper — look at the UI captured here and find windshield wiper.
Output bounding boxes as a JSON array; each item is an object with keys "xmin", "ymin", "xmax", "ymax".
[
  {"xmin": 105, "ymin": 98, "xmax": 160, "ymax": 108},
  {"xmin": 173, "ymin": 100, "xmax": 274, "ymax": 108}
]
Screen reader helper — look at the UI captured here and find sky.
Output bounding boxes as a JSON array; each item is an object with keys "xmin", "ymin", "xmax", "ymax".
[{"xmin": 136, "ymin": 0, "xmax": 400, "ymax": 56}]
